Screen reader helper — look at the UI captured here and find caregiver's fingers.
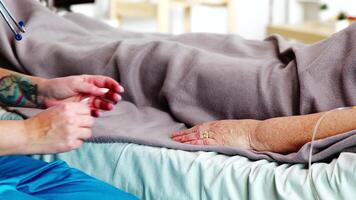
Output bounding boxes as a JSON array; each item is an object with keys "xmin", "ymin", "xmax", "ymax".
[
  {"xmin": 184, "ymin": 139, "xmax": 217, "ymax": 145},
  {"xmin": 87, "ymin": 75, "xmax": 124, "ymax": 94},
  {"xmin": 78, "ymin": 82, "xmax": 107, "ymax": 96},
  {"xmin": 104, "ymin": 91, "xmax": 122, "ymax": 104},
  {"xmin": 90, "ymin": 98, "xmax": 114, "ymax": 111},
  {"xmin": 91, "ymin": 109, "xmax": 100, "ymax": 118}
]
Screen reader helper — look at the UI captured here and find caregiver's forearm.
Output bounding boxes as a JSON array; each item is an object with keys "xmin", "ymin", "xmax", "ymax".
[
  {"xmin": 0, "ymin": 68, "xmax": 46, "ymax": 107},
  {"xmin": 0, "ymin": 120, "xmax": 28, "ymax": 156},
  {"xmin": 251, "ymin": 108, "xmax": 356, "ymax": 153}
]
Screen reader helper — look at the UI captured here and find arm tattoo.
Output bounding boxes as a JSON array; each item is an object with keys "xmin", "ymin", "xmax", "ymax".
[{"xmin": 0, "ymin": 74, "xmax": 39, "ymax": 107}]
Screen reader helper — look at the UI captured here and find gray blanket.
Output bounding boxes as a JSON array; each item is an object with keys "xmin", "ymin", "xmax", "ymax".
[{"xmin": 1, "ymin": 0, "xmax": 356, "ymax": 164}]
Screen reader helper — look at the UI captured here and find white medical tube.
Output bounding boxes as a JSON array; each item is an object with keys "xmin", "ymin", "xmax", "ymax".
[
  {"xmin": 308, "ymin": 106, "xmax": 355, "ymax": 200},
  {"xmin": 308, "ymin": 107, "xmax": 353, "ymax": 169}
]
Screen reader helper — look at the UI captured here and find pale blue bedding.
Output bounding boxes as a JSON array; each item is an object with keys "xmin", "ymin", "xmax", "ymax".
[{"xmin": 34, "ymin": 143, "xmax": 356, "ymax": 199}]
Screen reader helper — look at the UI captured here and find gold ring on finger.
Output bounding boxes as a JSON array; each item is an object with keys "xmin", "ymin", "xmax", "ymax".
[{"xmin": 202, "ymin": 130, "xmax": 210, "ymax": 139}]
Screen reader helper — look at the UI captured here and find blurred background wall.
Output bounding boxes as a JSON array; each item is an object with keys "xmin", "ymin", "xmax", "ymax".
[{"xmin": 48, "ymin": 0, "xmax": 356, "ymax": 41}]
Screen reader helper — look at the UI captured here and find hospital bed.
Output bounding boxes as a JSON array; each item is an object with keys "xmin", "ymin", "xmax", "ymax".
[{"xmin": 0, "ymin": 76, "xmax": 353, "ymax": 199}]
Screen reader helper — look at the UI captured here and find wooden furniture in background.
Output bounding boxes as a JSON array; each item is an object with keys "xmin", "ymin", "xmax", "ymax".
[
  {"xmin": 110, "ymin": 0, "xmax": 237, "ymax": 33},
  {"xmin": 266, "ymin": 21, "xmax": 336, "ymax": 44},
  {"xmin": 266, "ymin": 0, "xmax": 339, "ymax": 44}
]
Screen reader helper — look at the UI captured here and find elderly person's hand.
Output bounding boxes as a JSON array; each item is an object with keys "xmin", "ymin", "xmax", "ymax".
[
  {"xmin": 171, "ymin": 120, "xmax": 260, "ymax": 149},
  {"xmin": 38, "ymin": 75, "xmax": 124, "ymax": 117}
]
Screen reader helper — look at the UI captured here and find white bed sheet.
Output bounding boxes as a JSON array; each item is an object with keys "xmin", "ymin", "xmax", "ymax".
[{"xmin": 34, "ymin": 142, "xmax": 356, "ymax": 199}]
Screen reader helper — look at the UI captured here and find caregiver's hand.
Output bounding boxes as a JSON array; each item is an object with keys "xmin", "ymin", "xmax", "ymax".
[
  {"xmin": 22, "ymin": 102, "xmax": 93, "ymax": 154},
  {"xmin": 171, "ymin": 120, "xmax": 260, "ymax": 149},
  {"xmin": 38, "ymin": 75, "xmax": 124, "ymax": 117}
]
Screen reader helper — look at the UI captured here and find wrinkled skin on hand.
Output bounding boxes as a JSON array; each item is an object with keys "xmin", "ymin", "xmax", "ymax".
[{"xmin": 171, "ymin": 120, "xmax": 260, "ymax": 149}]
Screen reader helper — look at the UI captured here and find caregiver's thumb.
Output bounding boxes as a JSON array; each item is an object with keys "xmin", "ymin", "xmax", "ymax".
[{"xmin": 22, "ymin": 102, "xmax": 94, "ymax": 154}]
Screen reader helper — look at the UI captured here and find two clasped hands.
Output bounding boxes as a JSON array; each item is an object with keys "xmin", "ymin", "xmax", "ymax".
[{"xmin": 26, "ymin": 75, "xmax": 125, "ymax": 154}]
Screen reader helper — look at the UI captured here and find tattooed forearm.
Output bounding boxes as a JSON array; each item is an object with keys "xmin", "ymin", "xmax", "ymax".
[{"xmin": 0, "ymin": 74, "xmax": 39, "ymax": 107}]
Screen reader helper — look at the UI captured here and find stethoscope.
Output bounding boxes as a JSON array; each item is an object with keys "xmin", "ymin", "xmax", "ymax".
[{"xmin": 0, "ymin": 0, "xmax": 25, "ymax": 41}]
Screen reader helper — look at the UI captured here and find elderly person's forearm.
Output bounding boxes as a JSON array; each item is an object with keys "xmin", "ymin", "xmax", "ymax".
[{"xmin": 251, "ymin": 108, "xmax": 356, "ymax": 153}]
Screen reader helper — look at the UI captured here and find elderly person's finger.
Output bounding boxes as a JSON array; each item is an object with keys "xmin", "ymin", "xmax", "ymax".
[
  {"xmin": 171, "ymin": 130, "xmax": 188, "ymax": 137},
  {"xmin": 184, "ymin": 139, "xmax": 217, "ymax": 145},
  {"xmin": 172, "ymin": 131, "xmax": 201, "ymax": 142},
  {"xmin": 171, "ymin": 126, "xmax": 199, "ymax": 137}
]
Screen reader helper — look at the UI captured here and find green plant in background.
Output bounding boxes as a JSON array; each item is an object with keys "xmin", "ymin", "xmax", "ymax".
[
  {"xmin": 320, "ymin": 4, "xmax": 328, "ymax": 10},
  {"xmin": 337, "ymin": 12, "xmax": 348, "ymax": 20}
]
